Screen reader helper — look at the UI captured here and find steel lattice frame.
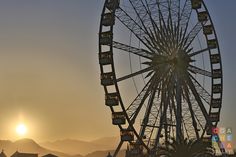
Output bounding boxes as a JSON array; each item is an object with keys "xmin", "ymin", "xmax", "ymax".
[{"xmin": 98, "ymin": 0, "xmax": 223, "ymax": 156}]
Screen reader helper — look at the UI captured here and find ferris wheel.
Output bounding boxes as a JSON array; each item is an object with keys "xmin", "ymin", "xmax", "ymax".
[{"xmin": 98, "ymin": 0, "xmax": 223, "ymax": 156}]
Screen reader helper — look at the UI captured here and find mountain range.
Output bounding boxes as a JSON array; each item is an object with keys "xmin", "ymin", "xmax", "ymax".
[
  {"xmin": 0, "ymin": 139, "xmax": 76, "ymax": 157},
  {"xmin": 0, "ymin": 137, "xmax": 125, "ymax": 157},
  {"xmin": 40, "ymin": 136, "xmax": 122, "ymax": 156}
]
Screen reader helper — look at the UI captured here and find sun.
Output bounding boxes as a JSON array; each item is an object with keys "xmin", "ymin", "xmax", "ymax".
[{"xmin": 16, "ymin": 123, "xmax": 27, "ymax": 136}]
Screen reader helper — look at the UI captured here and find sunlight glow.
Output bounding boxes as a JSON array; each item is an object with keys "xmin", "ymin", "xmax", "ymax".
[{"xmin": 16, "ymin": 123, "xmax": 27, "ymax": 136}]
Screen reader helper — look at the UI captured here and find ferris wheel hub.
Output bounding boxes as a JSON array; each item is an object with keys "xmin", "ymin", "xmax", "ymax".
[{"xmin": 149, "ymin": 50, "xmax": 191, "ymax": 75}]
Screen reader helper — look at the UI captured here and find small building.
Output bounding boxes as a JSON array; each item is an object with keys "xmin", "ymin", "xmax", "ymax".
[
  {"xmin": 42, "ymin": 154, "xmax": 58, "ymax": 157},
  {"xmin": 106, "ymin": 152, "xmax": 112, "ymax": 157},
  {"xmin": 0, "ymin": 150, "xmax": 7, "ymax": 157},
  {"xmin": 11, "ymin": 151, "xmax": 38, "ymax": 157}
]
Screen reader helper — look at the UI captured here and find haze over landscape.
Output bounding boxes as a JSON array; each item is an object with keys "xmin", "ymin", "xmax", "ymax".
[
  {"xmin": 0, "ymin": 0, "xmax": 235, "ymax": 156},
  {"xmin": 0, "ymin": 138, "xmax": 124, "ymax": 157}
]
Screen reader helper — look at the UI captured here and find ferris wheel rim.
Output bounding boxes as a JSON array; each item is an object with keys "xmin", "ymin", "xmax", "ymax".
[{"xmin": 98, "ymin": 0, "xmax": 223, "ymax": 155}]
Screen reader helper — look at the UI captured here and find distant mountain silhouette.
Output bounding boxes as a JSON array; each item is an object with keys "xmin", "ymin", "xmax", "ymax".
[
  {"xmin": 90, "ymin": 136, "xmax": 120, "ymax": 147},
  {"xmin": 0, "ymin": 137, "xmax": 126, "ymax": 157},
  {"xmin": 0, "ymin": 139, "xmax": 82, "ymax": 157},
  {"xmin": 40, "ymin": 137, "xmax": 122, "ymax": 156},
  {"xmin": 0, "ymin": 140, "xmax": 12, "ymax": 148}
]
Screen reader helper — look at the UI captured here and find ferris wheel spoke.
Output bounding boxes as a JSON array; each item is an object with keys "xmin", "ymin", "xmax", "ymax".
[
  {"xmin": 145, "ymin": 0, "xmax": 180, "ymax": 54},
  {"xmin": 185, "ymin": 74, "xmax": 212, "ymax": 126},
  {"xmin": 126, "ymin": 77, "xmax": 154, "ymax": 121},
  {"xmin": 126, "ymin": 65, "xmax": 166, "ymax": 114},
  {"xmin": 148, "ymin": 0, "xmax": 180, "ymax": 24},
  {"xmin": 170, "ymin": 94, "xmax": 177, "ymax": 124},
  {"xmin": 167, "ymin": 98, "xmax": 175, "ymax": 139},
  {"xmin": 144, "ymin": 32, "xmax": 162, "ymax": 53},
  {"xmin": 140, "ymin": 85, "xmax": 158, "ymax": 138},
  {"xmin": 179, "ymin": 0, "xmax": 192, "ymax": 38},
  {"xmin": 151, "ymin": 25, "xmax": 176, "ymax": 55},
  {"xmin": 112, "ymin": 141, "xmax": 124, "ymax": 157},
  {"xmin": 167, "ymin": 0, "xmax": 181, "ymax": 25},
  {"xmin": 188, "ymin": 48, "xmax": 209, "ymax": 57},
  {"xmin": 182, "ymin": 22, "xmax": 203, "ymax": 50},
  {"xmin": 143, "ymin": 0, "xmax": 161, "ymax": 31},
  {"xmin": 183, "ymin": 85, "xmax": 200, "ymax": 139},
  {"xmin": 130, "ymin": 82, "xmax": 165, "ymax": 125},
  {"xmin": 175, "ymin": 77, "xmax": 183, "ymax": 141},
  {"xmin": 169, "ymin": 94, "xmax": 178, "ymax": 139},
  {"xmin": 128, "ymin": 0, "xmax": 153, "ymax": 34},
  {"xmin": 157, "ymin": 77, "xmax": 175, "ymax": 144},
  {"xmin": 145, "ymin": 30, "xmax": 171, "ymax": 55},
  {"xmin": 137, "ymin": 1, "xmax": 163, "ymax": 36},
  {"xmin": 166, "ymin": 0, "xmax": 176, "ymax": 37},
  {"xmin": 154, "ymin": 92, "xmax": 170, "ymax": 148},
  {"xmin": 189, "ymin": 74, "xmax": 211, "ymax": 104},
  {"xmin": 147, "ymin": 101, "xmax": 162, "ymax": 146},
  {"xmin": 127, "ymin": 0, "xmax": 164, "ymax": 53},
  {"xmin": 156, "ymin": 2, "xmax": 168, "ymax": 34},
  {"xmin": 146, "ymin": 1, "xmax": 179, "ymax": 45},
  {"xmin": 182, "ymin": 119, "xmax": 190, "ymax": 139},
  {"xmin": 127, "ymin": 71, "xmax": 168, "ymax": 123},
  {"xmin": 188, "ymin": 65, "xmax": 212, "ymax": 77},
  {"xmin": 141, "ymin": 73, "xmax": 174, "ymax": 143},
  {"xmin": 167, "ymin": 0, "xmax": 182, "ymax": 44},
  {"xmin": 156, "ymin": 2, "xmax": 181, "ymax": 55},
  {"xmin": 188, "ymin": 91, "xmax": 206, "ymax": 134},
  {"xmin": 128, "ymin": 0, "xmax": 168, "ymax": 54},
  {"xmin": 115, "ymin": 7, "xmax": 154, "ymax": 51},
  {"xmin": 112, "ymin": 41, "xmax": 153, "ymax": 59},
  {"xmin": 147, "ymin": 9, "xmax": 171, "ymax": 54},
  {"xmin": 116, "ymin": 66, "xmax": 153, "ymax": 82},
  {"xmin": 129, "ymin": 90, "xmax": 151, "ymax": 123}
]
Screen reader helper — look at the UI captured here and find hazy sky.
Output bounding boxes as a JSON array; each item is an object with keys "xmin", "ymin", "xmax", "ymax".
[{"xmin": 0, "ymin": 0, "xmax": 235, "ymax": 144}]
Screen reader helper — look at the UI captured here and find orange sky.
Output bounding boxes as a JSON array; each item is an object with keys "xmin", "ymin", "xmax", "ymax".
[
  {"xmin": 0, "ymin": 0, "xmax": 235, "ymax": 145},
  {"xmin": 0, "ymin": 0, "xmax": 118, "ymax": 142}
]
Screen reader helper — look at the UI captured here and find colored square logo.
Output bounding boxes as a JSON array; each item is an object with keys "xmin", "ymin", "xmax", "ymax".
[
  {"xmin": 212, "ymin": 141, "xmax": 218, "ymax": 148},
  {"xmin": 226, "ymin": 127, "xmax": 232, "ymax": 134},
  {"xmin": 212, "ymin": 135, "xmax": 219, "ymax": 142},
  {"xmin": 219, "ymin": 134, "xmax": 226, "ymax": 142},
  {"xmin": 226, "ymin": 134, "xmax": 233, "ymax": 141},
  {"xmin": 212, "ymin": 127, "xmax": 219, "ymax": 134},
  {"xmin": 219, "ymin": 141, "xmax": 225, "ymax": 149},
  {"xmin": 226, "ymin": 142, "xmax": 233, "ymax": 150},
  {"xmin": 211, "ymin": 126, "xmax": 233, "ymax": 154},
  {"xmin": 219, "ymin": 127, "xmax": 226, "ymax": 134}
]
